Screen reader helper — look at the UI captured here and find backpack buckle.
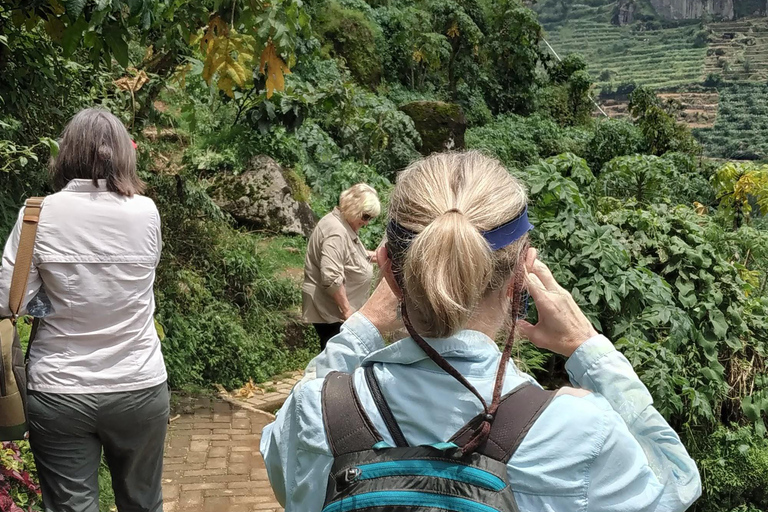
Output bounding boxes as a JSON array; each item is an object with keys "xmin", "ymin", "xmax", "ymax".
[{"xmin": 337, "ymin": 467, "xmax": 361, "ymax": 487}]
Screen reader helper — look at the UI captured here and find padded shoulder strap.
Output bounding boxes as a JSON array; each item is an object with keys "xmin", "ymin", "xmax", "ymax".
[
  {"xmin": 322, "ymin": 371, "xmax": 383, "ymax": 457},
  {"xmin": 450, "ymin": 383, "xmax": 555, "ymax": 463},
  {"xmin": 9, "ymin": 197, "xmax": 44, "ymax": 319}
]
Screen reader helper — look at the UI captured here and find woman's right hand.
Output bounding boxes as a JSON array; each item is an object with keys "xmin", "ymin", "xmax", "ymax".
[{"xmin": 516, "ymin": 248, "xmax": 599, "ymax": 357}]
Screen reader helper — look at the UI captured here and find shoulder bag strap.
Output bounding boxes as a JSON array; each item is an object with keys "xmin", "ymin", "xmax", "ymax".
[
  {"xmin": 450, "ymin": 382, "xmax": 555, "ymax": 463},
  {"xmin": 321, "ymin": 371, "xmax": 383, "ymax": 457},
  {"xmin": 364, "ymin": 365, "xmax": 408, "ymax": 447},
  {"xmin": 8, "ymin": 197, "xmax": 44, "ymax": 323}
]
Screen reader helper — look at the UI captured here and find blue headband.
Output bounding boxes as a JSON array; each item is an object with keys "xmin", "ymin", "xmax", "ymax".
[
  {"xmin": 481, "ymin": 206, "xmax": 534, "ymax": 251},
  {"xmin": 387, "ymin": 206, "xmax": 533, "ymax": 251}
]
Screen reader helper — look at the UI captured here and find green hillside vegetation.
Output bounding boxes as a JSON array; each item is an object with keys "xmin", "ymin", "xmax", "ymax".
[
  {"xmin": 694, "ymin": 83, "xmax": 768, "ymax": 159},
  {"xmin": 534, "ymin": 0, "xmax": 768, "ymax": 161},
  {"xmin": 3, "ymin": 0, "xmax": 768, "ymax": 510},
  {"xmin": 535, "ymin": 0, "xmax": 708, "ymax": 90}
]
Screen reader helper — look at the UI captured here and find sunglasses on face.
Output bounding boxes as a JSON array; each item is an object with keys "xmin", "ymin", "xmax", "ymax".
[{"xmin": 361, "ymin": 214, "xmax": 373, "ymax": 222}]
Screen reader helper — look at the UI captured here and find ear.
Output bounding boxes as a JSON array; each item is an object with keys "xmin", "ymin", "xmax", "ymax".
[{"xmin": 377, "ymin": 245, "xmax": 404, "ymax": 300}]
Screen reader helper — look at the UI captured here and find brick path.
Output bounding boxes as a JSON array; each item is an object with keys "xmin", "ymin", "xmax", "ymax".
[
  {"xmin": 162, "ymin": 372, "xmax": 302, "ymax": 512},
  {"xmin": 163, "ymin": 398, "xmax": 284, "ymax": 512},
  {"xmin": 242, "ymin": 371, "xmax": 302, "ymax": 413}
]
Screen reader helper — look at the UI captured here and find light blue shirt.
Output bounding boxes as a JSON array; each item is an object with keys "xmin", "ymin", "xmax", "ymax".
[{"xmin": 261, "ymin": 313, "xmax": 701, "ymax": 512}]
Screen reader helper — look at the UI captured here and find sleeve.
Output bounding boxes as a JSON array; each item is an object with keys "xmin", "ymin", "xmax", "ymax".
[
  {"xmin": 260, "ymin": 384, "xmax": 334, "ymax": 510},
  {"xmin": 0, "ymin": 207, "xmax": 42, "ymax": 318},
  {"xmin": 319, "ymin": 234, "xmax": 346, "ymax": 294},
  {"xmin": 566, "ymin": 336, "xmax": 702, "ymax": 511},
  {"xmin": 260, "ymin": 312, "xmax": 386, "ymax": 509}
]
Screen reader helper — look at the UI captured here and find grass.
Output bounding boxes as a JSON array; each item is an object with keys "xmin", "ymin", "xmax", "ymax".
[
  {"xmin": 254, "ymin": 235, "xmax": 306, "ymax": 276},
  {"xmin": 99, "ymin": 457, "xmax": 115, "ymax": 512}
]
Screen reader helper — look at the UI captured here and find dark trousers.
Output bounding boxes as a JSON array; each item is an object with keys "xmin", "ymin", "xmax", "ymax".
[
  {"xmin": 28, "ymin": 382, "xmax": 170, "ymax": 512},
  {"xmin": 314, "ymin": 322, "xmax": 343, "ymax": 351}
]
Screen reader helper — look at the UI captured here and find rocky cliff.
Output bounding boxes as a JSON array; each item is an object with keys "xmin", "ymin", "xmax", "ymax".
[
  {"xmin": 649, "ymin": 0, "xmax": 734, "ymax": 19},
  {"xmin": 647, "ymin": 0, "xmax": 768, "ymax": 20}
]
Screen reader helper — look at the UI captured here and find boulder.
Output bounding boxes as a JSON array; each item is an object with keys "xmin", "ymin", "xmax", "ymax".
[
  {"xmin": 208, "ymin": 155, "xmax": 316, "ymax": 237},
  {"xmin": 399, "ymin": 101, "xmax": 467, "ymax": 155}
]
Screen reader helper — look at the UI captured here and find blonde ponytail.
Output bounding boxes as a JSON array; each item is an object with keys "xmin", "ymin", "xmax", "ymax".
[
  {"xmin": 404, "ymin": 210, "xmax": 493, "ymax": 337},
  {"xmin": 388, "ymin": 151, "xmax": 528, "ymax": 337}
]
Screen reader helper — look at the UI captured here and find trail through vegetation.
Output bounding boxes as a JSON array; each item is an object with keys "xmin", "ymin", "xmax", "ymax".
[{"xmin": 2, "ymin": 0, "xmax": 768, "ymax": 511}]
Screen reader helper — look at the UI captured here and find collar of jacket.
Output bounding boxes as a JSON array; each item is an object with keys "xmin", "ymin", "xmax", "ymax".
[
  {"xmin": 332, "ymin": 207, "xmax": 359, "ymax": 243},
  {"xmin": 62, "ymin": 179, "xmax": 108, "ymax": 192},
  {"xmin": 362, "ymin": 329, "xmax": 502, "ymax": 367}
]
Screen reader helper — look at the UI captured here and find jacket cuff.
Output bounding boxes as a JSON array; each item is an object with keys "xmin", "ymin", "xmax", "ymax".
[
  {"xmin": 342, "ymin": 312, "xmax": 386, "ymax": 353},
  {"xmin": 564, "ymin": 335, "xmax": 615, "ymax": 386}
]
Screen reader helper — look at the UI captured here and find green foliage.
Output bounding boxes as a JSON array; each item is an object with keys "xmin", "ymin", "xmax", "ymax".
[
  {"xmin": 586, "ymin": 119, "xmax": 644, "ymax": 171},
  {"xmin": 629, "ymin": 86, "xmax": 700, "ymax": 156},
  {"xmin": 695, "ymin": 84, "xmax": 768, "ymax": 160},
  {"xmin": 598, "ymin": 154, "xmax": 709, "ymax": 205},
  {"xmin": 711, "ymin": 162, "xmax": 768, "ymax": 228},
  {"xmin": 316, "ymin": 2, "xmax": 383, "ymax": 87},
  {"xmin": 690, "ymin": 426, "xmax": 768, "ymax": 512},
  {"xmin": 466, "ymin": 114, "xmax": 590, "ymax": 166},
  {"xmin": 146, "ymin": 173, "xmax": 317, "ymax": 389},
  {"xmin": 483, "ymin": 0, "xmax": 545, "ymax": 114}
]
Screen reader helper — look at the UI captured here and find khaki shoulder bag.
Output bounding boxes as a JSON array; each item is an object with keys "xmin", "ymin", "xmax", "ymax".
[{"xmin": 0, "ymin": 197, "xmax": 43, "ymax": 441}]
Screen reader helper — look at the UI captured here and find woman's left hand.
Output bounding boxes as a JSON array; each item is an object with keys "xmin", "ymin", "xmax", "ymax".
[{"xmin": 368, "ymin": 250, "xmax": 378, "ymax": 264}]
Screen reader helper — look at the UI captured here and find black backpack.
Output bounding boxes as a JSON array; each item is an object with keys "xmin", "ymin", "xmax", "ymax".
[{"xmin": 320, "ymin": 367, "xmax": 555, "ymax": 512}]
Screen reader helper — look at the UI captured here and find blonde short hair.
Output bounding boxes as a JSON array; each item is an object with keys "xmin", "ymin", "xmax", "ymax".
[
  {"xmin": 339, "ymin": 183, "xmax": 381, "ymax": 221},
  {"xmin": 388, "ymin": 151, "xmax": 528, "ymax": 337}
]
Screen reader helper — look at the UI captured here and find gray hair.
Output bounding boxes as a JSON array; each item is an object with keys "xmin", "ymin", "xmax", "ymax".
[{"xmin": 51, "ymin": 108, "xmax": 144, "ymax": 197}]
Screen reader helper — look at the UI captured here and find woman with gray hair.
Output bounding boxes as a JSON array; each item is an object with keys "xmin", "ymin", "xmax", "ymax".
[
  {"xmin": 0, "ymin": 108, "xmax": 168, "ymax": 512},
  {"xmin": 302, "ymin": 183, "xmax": 381, "ymax": 350}
]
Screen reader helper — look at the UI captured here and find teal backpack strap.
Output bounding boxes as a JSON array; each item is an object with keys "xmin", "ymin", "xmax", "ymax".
[
  {"xmin": 450, "ymin": 383, "xmax": 555, "ymax": 463},
  {"xmin": 322, "ymin": 371, "xmax": 383, "ymax": 457}
]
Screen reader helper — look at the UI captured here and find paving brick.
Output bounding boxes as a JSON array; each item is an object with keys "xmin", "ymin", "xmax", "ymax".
[
  {"xmin": 205, "ymin": 457, "xmax": 227, "ymax": 470},
  {"xmin": 165, "ymin": 484, "xmax": 180, "ymax": 501},
  {"xmin": 189, "ymin": 440, "xmax": 209, "ymax": 452},
  {"xmin": 181, "ymin": 483, "xmax": 222, "ymax": 492},
  {"xmin": 180, "ymin": 490, "xmax": 203, "ymax": 507},
  {"xmin": 202, "ymin": 496, "xmax": 231, "ymax": 512},
  {"xmin": 208, "ymin": 446, "xmax": 228, "ymax": 458}
]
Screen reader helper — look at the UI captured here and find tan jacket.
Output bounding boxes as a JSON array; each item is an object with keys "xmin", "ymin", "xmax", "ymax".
[{"xmin": 302, "ymin": 209, "xmax": 373, "ymax": 324}]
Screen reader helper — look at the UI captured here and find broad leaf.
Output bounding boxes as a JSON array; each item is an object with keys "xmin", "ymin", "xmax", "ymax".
[
  {"xmin": 65, "ymin": 0, "xmax": 88, "ymax": 20},
  {"xmin": 104, "ymin": 30, "xmax": 129, "ymax": 67}
]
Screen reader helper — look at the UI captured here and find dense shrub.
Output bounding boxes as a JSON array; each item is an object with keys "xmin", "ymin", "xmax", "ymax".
[
  {"xmin": 586, "ymin": 119, "xmax": 644, "ymax": 171},
  {"xmin": 315, "ymin": 1, "xmax": 383, "ymax": 88}
]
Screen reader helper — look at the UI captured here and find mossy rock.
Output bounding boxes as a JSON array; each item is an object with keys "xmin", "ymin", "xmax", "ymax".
[
  {"xmin": 399, "ymin": 101, "xmax": 467, "ymax": 155},
  {"xmin": 208, "ymin": 155, "xmax": 316, "ymax": 237}
]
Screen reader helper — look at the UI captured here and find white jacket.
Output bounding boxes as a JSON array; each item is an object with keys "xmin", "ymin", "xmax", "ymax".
[{"xmin": 0, "ymin": 179, "xmax": 167, "ymax": 393}]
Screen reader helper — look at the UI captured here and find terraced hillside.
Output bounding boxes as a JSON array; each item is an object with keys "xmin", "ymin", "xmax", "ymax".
[
  {"xmin": 694, "ymin": 83, "xmax": 768, "ymax": 158},
  {"xmin": 705, "ymin": 18, "xmax": 768, "ymax": 81},
  {"xmin": 601, "ymin": 91, "xmax": 719, "ymax": 127},
  {"xmin": 538, "ymin": 2, "xmax": 709, "ymax": 90},
  {"xmin": 536, "ymin": 0, "xmax": 768, "ymax": 159}
]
